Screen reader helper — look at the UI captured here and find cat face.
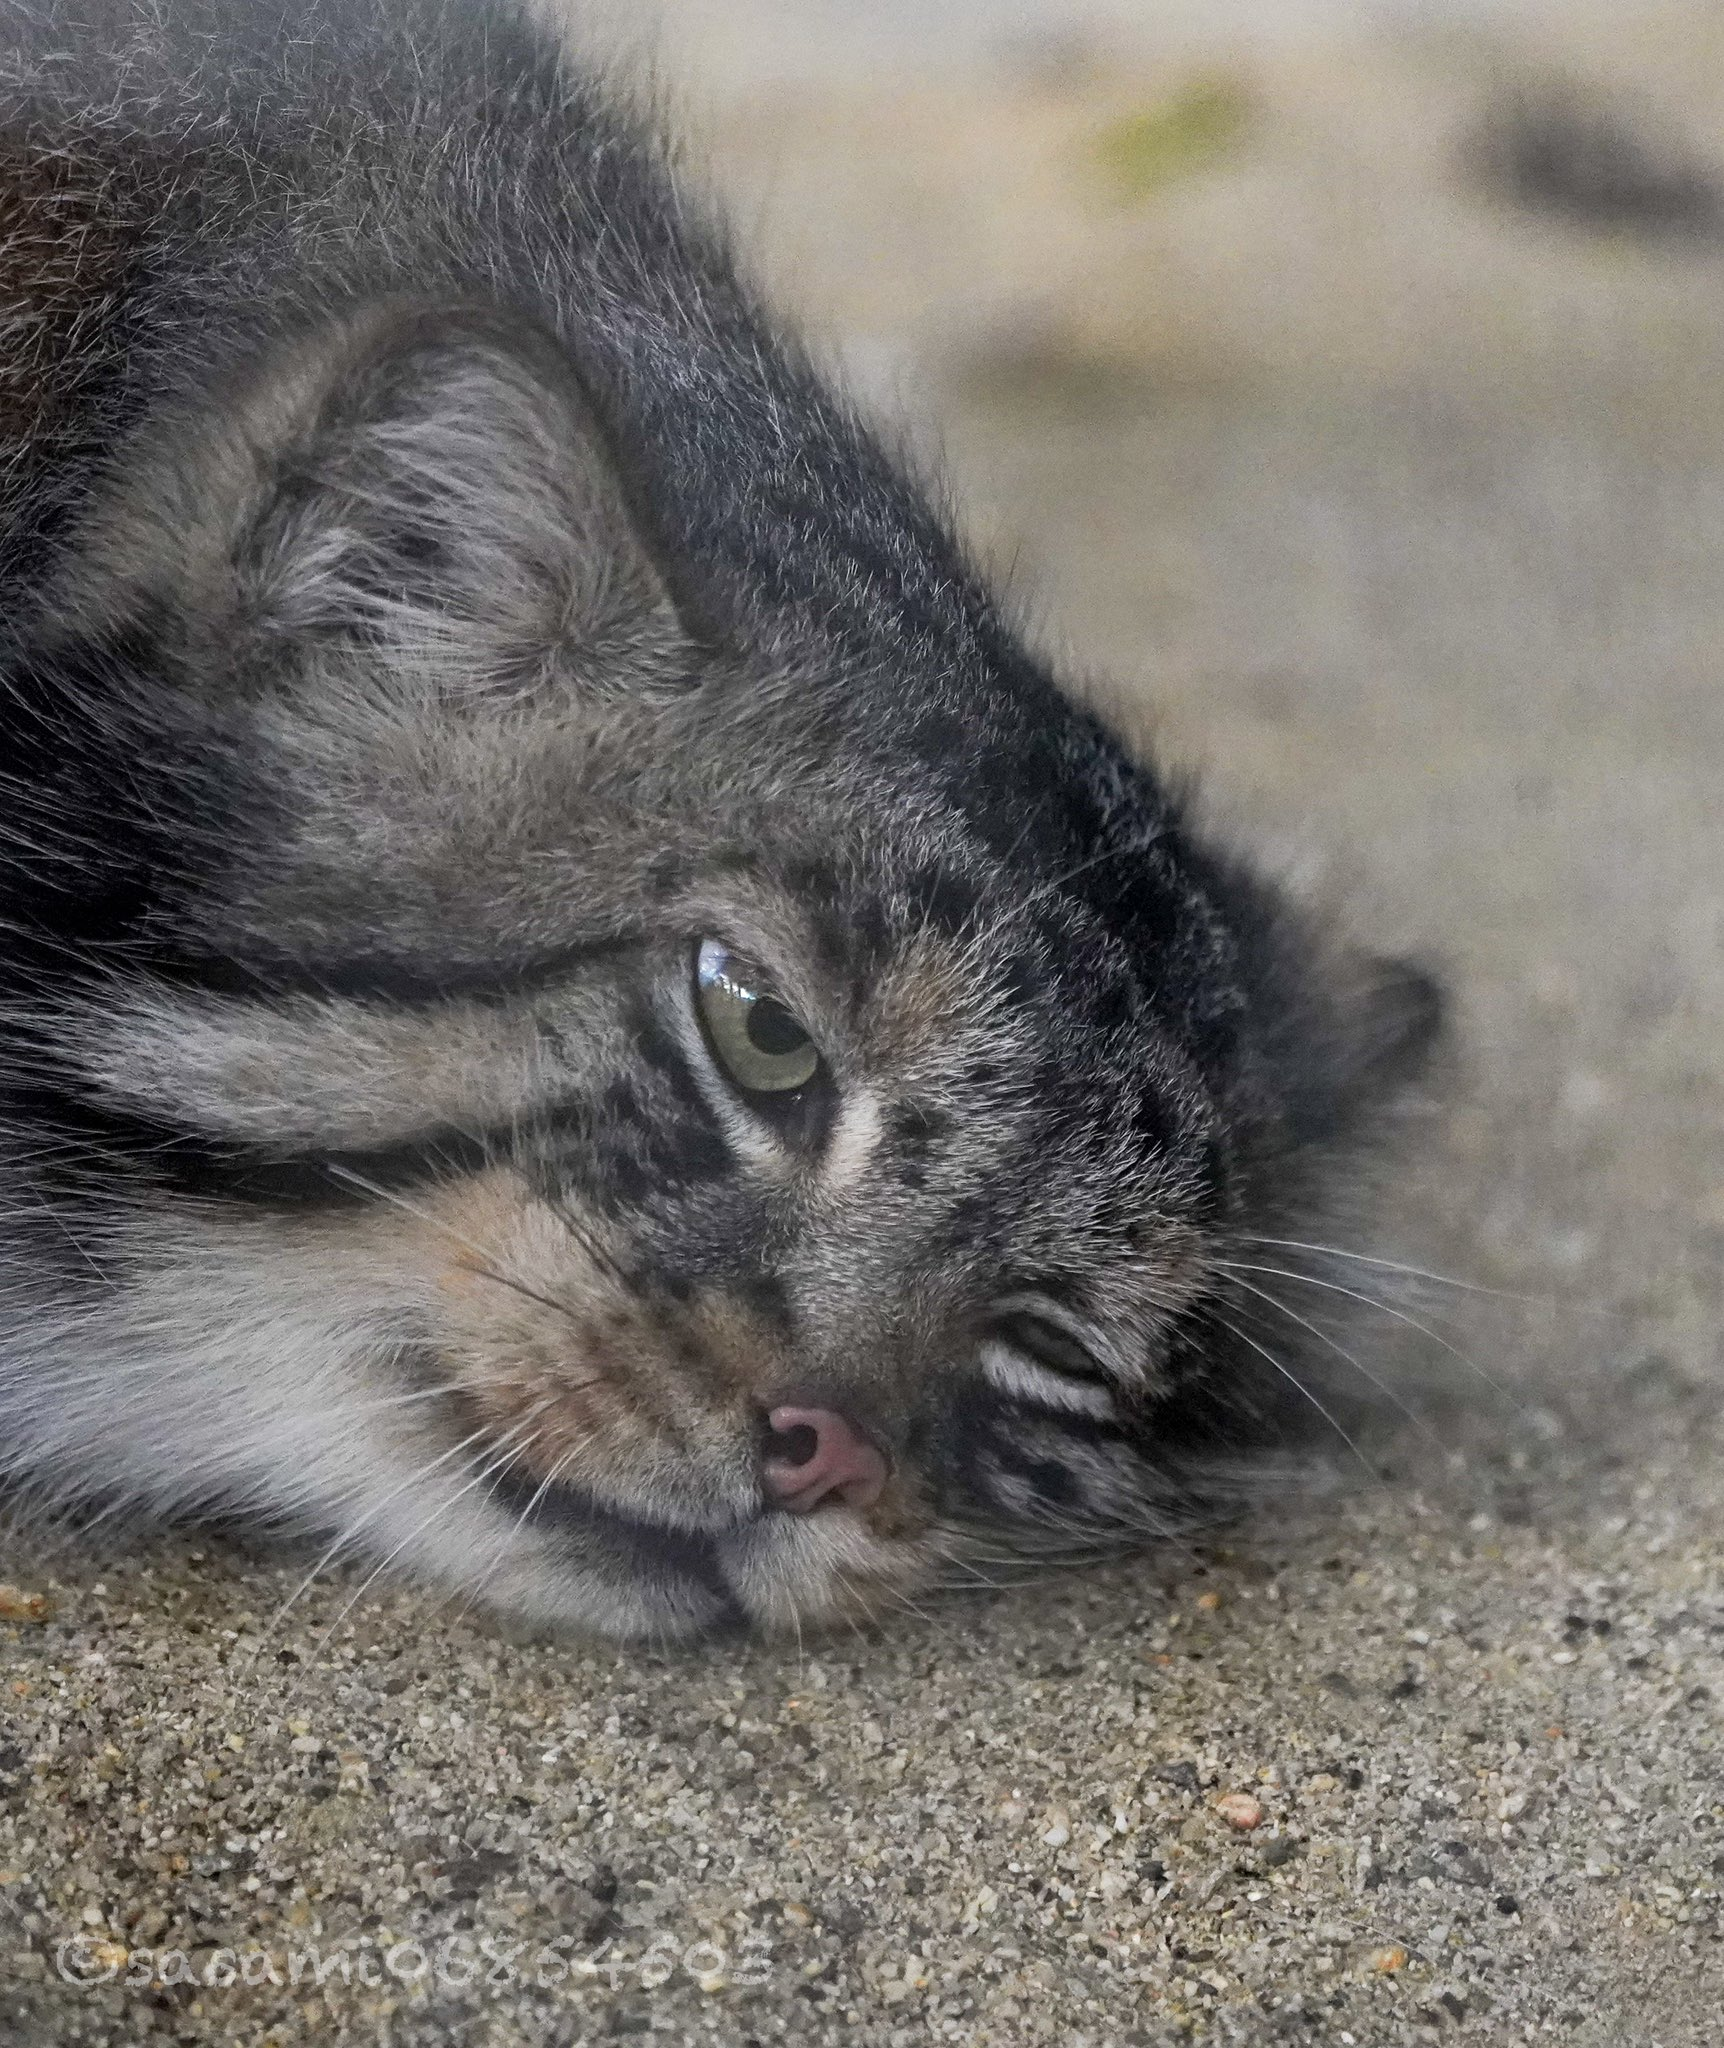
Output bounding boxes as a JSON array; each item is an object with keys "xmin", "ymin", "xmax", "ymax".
[
  {"xmin": 3, "ymin": 306, "xmax": 1437, "ymax": 1638},
  {"xmin": 297, "ymin": 851, "xmax": 1227, "ymax": 1639}
]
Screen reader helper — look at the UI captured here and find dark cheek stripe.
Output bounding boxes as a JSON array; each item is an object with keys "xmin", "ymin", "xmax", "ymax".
[
  {"xmin": 7, "ymin": 973, "xmax": 753, "ymax": 1215},
  {"xmin": 9, "ymin": 1070, "xmax": 739, "ymax": 1219},
  {"xmin": 2, "ymin": 1084, "xmax": 505, "ymax": 1206}
]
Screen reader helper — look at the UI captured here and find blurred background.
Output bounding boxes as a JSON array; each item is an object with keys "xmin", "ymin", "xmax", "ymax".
[{"xmin": 560, "ymin": 0, "xmax": 1724, "ymax": 1438}]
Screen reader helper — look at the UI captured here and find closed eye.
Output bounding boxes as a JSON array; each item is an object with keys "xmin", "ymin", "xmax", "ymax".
[
  {"xmin": 981, "ymin": 1313, "xmax": 1118, "ymax": 1419},
  {"xmin": 992, "ymin": 1311, "xmax": 1112, "ymax": 1383}
]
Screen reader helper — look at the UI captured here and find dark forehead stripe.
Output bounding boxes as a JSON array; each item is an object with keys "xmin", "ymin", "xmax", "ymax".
[
  {"xmin": 0, "ymin": 615, "xmax": 234, "ymax": 979},
  {"xmin": 4, "ymin": 611, "xmax": 651, "ymax": 1008},
  {"xmin": 881, "ymin": 1102, "xmax": 952, "ymax": 1195},
  {"xmin": 908, "ymin": 681, "xmax": 1245, "ymax": 1066},
  {"xmin": 15, "ymin": 1008, "xmax": 732, "ymax": 1214}
]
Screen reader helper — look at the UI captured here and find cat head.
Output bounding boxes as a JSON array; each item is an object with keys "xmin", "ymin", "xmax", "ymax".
[{"xmin": 3, "ymin": 302, "xmax": 1440, "ymax": 1637}]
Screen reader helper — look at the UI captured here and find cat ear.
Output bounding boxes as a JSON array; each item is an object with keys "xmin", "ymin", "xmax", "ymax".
[
  {"xmin": 186, "ymin": 301, "xmax": 694, "ymax": 700},
  {"xmin": 1254, "ymin": 950, "xmax": 1443, "ymax": 1158}
]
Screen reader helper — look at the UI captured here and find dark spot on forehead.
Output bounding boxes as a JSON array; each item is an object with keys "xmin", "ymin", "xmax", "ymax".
[
  {"xmin": 996, "ymin": 948, "xmax": 1041, "ymax": 1007},
  {"xmin": 736, "ymin": 1270, "xmax": 791, "ymax": 1330},
  {"xmin": 884, "ymin": 1100, "xmax": 951, "ymax": 1152},
  {"xmin": 905, "ymin": 862, "xmax": 980, "ymax": 937},
  {"xmin": 929, "ymin": 1189, "xmax": 1007, "ymax": 1258},
  {"xmin": 1131, "ymin": 1084, "xmax": 1176, "ymax": 1157},
  {"xmin": 783, "ymin": 853, "xmax": 839, "ymax": 903},
  {"xmin": 646, "ymin": 852, "xmax": 684, "ymax": 898},
  {"xmin": 793, "ymin": 877, "xmax": 891, "ymax": 986},
  {"xmin": 801, "ymin": 903, "xmax": 853, "ymax": 982},
  {"xmin": 849, "ymin": 894, "xmax": 891, "ymax": 966}
]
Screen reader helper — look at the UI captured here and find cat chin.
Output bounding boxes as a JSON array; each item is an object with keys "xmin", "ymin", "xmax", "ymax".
[
  {"xmin": 474, "ymin": 1512, "xmax": 926, "ymax": 1644},
  {"xmin": 407, "ymin": 1516, "xmax": 745, "ymax": 1643},
  {"xmin": 325, "ymin": 1449, "xmax": 930, "ymax": 1643}
]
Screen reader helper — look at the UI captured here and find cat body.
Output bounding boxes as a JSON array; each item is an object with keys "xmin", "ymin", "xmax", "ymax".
[{"xmin": 0, "ymin": 0, "xmax": 1435, "ymax": 1637}]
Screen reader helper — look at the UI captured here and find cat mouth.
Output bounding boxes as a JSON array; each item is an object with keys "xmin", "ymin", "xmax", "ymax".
[{"xmin": 489, "ymin": 1466, "xmax": 747, "ymax": 1625}]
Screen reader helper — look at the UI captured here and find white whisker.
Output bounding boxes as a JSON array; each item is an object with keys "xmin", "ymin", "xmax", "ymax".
[
  {"xmin": 1224, "ymin": 1272, "xmax": 1438, "ymax": 1445},
  {"xmin": 1215, "ymin": 1259, "xmax": 1519, "ymax": 1408},
  {"xmin": 1208, "ymin": 1309, "xmax": 1374, "ymax": 1474}
]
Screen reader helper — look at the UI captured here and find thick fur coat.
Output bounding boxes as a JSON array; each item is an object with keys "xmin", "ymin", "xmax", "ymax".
[{"xmin": 0, "ymin": 1, "xmax": 1438, "ymax": 1637}]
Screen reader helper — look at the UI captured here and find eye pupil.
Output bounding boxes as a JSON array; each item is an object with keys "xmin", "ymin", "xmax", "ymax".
[
  {"xmin": 693, "ymin": 938, "xmax": 823, "ymax": 1104},
  {"xmin": 745, "ymin": 999, "xmax": 808, "ymax": 1058}
]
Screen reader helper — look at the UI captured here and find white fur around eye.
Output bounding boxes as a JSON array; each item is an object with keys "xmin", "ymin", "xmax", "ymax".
[
  {"xmin": 979, "ymin": 1340, "xmax": 1117, "ymax": 1419},
  {"xmin": 666, "ymin": 973, "xmax": 796, "ymax": 1179}
]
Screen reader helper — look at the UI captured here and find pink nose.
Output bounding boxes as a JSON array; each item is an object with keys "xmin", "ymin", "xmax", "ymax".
[{"xmin": 761, "ymin": 1404, "xmax": 890, "ymax": 1514}]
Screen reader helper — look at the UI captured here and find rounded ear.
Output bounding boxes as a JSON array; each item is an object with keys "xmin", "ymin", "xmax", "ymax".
[{"xmin": 79, "ymin": 298, "xmax": 696, "ymax": 707}]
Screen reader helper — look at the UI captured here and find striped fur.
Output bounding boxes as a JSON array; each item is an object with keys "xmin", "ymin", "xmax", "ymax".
[{"xmin": 0, "ymin": 0, "xmax": 1439, "ymax": 1638}]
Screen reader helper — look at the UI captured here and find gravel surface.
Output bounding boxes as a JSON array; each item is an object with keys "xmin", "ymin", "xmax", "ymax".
[{"xmin": 4, "ymin": 3, "xmax": 1721, "ymax": 2042}]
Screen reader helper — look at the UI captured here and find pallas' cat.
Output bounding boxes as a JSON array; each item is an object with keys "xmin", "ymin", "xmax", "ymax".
[{"xmin": 0, "ymin": 1, "xmax": 1439, "ymax": 1637}]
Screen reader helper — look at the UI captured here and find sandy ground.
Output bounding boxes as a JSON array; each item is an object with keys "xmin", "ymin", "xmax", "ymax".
[{"xmin": 3, "ymin": 2, "xmax": 1722, "ymax": 2041}]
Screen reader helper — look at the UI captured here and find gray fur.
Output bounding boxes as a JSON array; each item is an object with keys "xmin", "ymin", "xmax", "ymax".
[{"xmin": 0, "ymin": 0, "xmax": 1440, "ymax": 1638}]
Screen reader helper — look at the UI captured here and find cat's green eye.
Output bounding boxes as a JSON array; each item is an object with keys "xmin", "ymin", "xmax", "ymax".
[{"xmin": 694, "ymin": 939, "xmax": 821, "ymax": 1097}]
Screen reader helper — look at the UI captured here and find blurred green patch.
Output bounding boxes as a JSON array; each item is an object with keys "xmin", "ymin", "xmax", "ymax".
[
  {"xmin": 958, "ymin": 329, "xmax": 1251, "ymax": 425},
  {"xmin": 962, "ymin": 340, "xmax": 1153, "ymax": 419},
  {"xmin": 1091, "ymin": 78, "xmax": 1252, "ymax": 202}
]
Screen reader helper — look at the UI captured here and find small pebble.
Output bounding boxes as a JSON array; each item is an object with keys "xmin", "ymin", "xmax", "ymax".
[{"xmin": 1216, "ymin": 1792, "xmax": 1263, "ymax": 1831}]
